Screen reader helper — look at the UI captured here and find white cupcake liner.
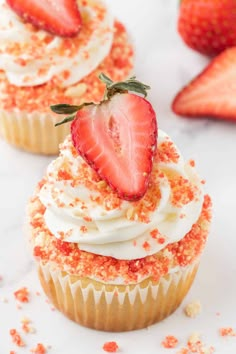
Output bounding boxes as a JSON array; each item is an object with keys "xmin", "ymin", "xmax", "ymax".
[
  {"xmin": 38, "ymin": 260, "xmax": 199, "ymax": 331},
  {"xmin": 0, "ymin": 109, "xmax": 69, "ymax": 155}
]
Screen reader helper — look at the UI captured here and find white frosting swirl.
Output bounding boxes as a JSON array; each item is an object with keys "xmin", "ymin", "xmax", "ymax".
[
  {"xmin": 0, "ymin": 0, "xmax": 114, "ymax": 87},
  {"xmin": 39, "ymin": 130, "xmax": 204, "ymax": 260}
]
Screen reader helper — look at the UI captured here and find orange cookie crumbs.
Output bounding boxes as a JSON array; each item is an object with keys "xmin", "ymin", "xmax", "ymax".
[
  {"xmin": 158, "ymin": 139, "xmax": 180, "ymax": 164},
  {"xmin": 30, "ymin": 193, "xmax": 211, "ymax": 283},
  {"xmin": 219, "ymin": 327, "xmax": 236, "ymax": 337},
  {"xmin": 161, "ymin": 335, "xmax": 179, "ymax": 349},
  {"xmin": 176, "ymin": 332, "xmax": 215, "ymax": 354},
  {"xmin": 9, "ymin": 329, "xmax": 25, "ymax": 347},
  {"xmin": 55, "ymin": 136, "xmax": 200, "ymax": 225},
  {"xmin": 142, "ymin": 241, "xmax": 151, "ymax": 251},
  {"xmin": 10, "ymin": 351, "xmax": 16, "ymax": 354},
  {"xmin": 103, "ymin": 341, "xmax": 119, "ymax": 353},
  {"xmin": 21, "ymin": 320, "xmax": 35, "ymax": 334},
  {"xmin": 170, "ymin": 175, "xmax": 196, "ymax": 208},
  {"xmin": 31, "ymin": 343, "xmax": 47, "ymax": 354},
  {"xmin": 0, "ymin": 21, "xmax": 133, "ymax": 113},
  {"xmin": 177, "ymin": 350, "xmax": 188, "ymax": 354},
  {"xmin": 14, "ymin": 287, "xmax": 30, "ymax": 303}
]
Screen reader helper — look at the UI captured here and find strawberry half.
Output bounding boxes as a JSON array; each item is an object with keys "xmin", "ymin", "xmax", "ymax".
[
  {"xmin": 51, "ymin": 74, "xmax": 157, "ymax": 201},
  {"xmin": 172, "ymin": 47, "xmax": 236, "ymax": 121},
  {"xmin": 6, "ymin": 0, "xmax": 82, "ymax": 37},
  {"xmin": 178, "ymin": 0, "xmax": 236, "ymax": 56}
]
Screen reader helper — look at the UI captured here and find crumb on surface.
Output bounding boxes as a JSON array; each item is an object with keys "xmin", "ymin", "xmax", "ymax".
[
  {"xmin": 184, "ymin": 300, "xmax": 202, "ymax": 318},
  {"xmin": 30, "ymin": 343, "xmax": 47, "ymax": 354},
  {"xmin": 161, "ymin": 335, "xmax": 179, "ymax": 349},
  {"xmin": 9, "ymin": 329, "xmax": 25, "ymax": 347},
  {"xmin": 219, "ymin": 327, "xmax": 236, "ymax": 337},
  {"xmin": 14, "ymin": 287, "xmax": 30, "ymax": 303},
  {"xmin": 176, "ymin": 332, "xmax": 215, "ymax": 354},
  {"xmin": 102, "ymin": 341, "xmax": 119, "ymax": 353},
  {"xmin": 21, "ymin": 320, "xmax": 36, "ymax": 334}
]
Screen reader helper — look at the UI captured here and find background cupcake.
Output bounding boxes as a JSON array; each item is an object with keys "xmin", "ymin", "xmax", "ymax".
[
  {"xmin": 0, "ymin": 0, "xmax": 133, "ymax": 154},
  {"xmin": 28, "ymin": 76, "xmax": 212, "ymax": 331}
]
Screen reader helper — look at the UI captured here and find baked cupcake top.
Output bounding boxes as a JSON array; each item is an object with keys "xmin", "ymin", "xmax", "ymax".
[{"xmin": 29, "ymin": 75, "xmax": 212, "ymax": 283}]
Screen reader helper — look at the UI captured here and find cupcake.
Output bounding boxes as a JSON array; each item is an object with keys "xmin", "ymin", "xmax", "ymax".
[
  {"xmin": 0, "ymin": 0, "xmax": 133, "ymax": 154},
  {"xmin": 28, "ymin": 75, "xmax": 212, "ymax": 331}
]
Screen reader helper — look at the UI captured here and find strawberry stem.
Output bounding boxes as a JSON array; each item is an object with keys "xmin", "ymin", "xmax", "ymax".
[
  {"xmin": 54, "ymin": 113, "xmax": 76, "ymax": 126},
  {"xmin": 51, "ymin": 73, "xmax": 151, "ymax": 126},
  {"xmin": 99, "ymin": 73, "xmax": 151, "ymax": 100},
  {"xmin": 52, "ymin": 102, "xmax": 94, "ymax": 126}
]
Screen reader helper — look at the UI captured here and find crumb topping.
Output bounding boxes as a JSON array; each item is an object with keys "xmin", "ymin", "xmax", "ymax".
[
  {"xmin": 0, "ymin": 21, "xmax": 133, "ymax": 112},
  {"xmin": 2, "ymin": 1, "xmax": 108, "ymax": 64},
  {"xmin": 158, "ymin": 139, "xmax": 180, "ymax": 164},
  {"xmin": 29, "ymin": 193, "xmax": 212, "ymax": 283},
  {"xmin": 50, "ymin": 137, "xmax": 201, "ymax": 224}
]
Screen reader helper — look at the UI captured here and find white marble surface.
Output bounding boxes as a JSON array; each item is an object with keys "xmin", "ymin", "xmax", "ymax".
[{"xmin": 1, "ymin": 0, "xmax": 236, "ymax": 353}]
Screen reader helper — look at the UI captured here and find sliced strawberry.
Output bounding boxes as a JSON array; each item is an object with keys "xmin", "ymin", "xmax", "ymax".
[
  {"xmin": 178, "ymin": 0, "xmax": 236, "ymax": 56},
  {"xmin": 172, "ymin": 47, "xmax": 236, "ymax": 121},
  {"xmin": 71, "ymin": 93, "xmax": 157, "ymax": 201},
  {"xmin": 6, "ymin": 0, "xmax": 82, "ymax": 37}
]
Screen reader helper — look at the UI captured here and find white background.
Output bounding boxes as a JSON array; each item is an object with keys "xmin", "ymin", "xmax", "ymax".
[{"xmin": 0, "ymin": 0, "xmax": 236, "ymax": 353}]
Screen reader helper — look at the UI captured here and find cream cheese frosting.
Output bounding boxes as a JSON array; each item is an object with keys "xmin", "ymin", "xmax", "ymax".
[
  {"xmin": 0, "ymin": 0, "xmax": 114, "ymax": 87},
  {"xmin": 39, "ymin": 130, "xmax": 204, "ymax": 260}
]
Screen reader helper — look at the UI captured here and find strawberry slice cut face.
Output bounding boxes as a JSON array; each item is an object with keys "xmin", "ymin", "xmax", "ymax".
[
  {"xmin": 172, "ymin": 47, "xmax": 236, "ymax": 121},
  {"xmin": 71, "ymin": 94, "xmax": 157, "ymax": 201},
  {"xmin": 6, "ymin": 0, "xmax": 82, "ymax": 37}
]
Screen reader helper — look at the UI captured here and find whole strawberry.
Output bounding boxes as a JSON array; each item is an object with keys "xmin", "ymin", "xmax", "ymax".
[
  {"xmin": 178, "ymin": 0, "xmax": 236, "ymax": 56},
  {"xmin": 51, "ymin": 74, "xmax": 157, "ymax": 201}
]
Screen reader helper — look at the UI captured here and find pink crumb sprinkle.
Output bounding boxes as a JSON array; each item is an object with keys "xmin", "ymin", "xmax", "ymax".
[
  {"xmin": 14, "ymin": 287, "xmax": 30, "ymax": 303},
  {"xmin": 103, "ymin": 341, "xmax": 119, "ymax": 352},
  {"xmin": 31, "ymin": 343, "xmax": 47, "ymax": 354},
  {"xmin": 161, "ymin": 335, "xmax": 179, "ymax": 349},
  {"xmin": 219, "ymin": 327, "xmax": 236, "ymax": 337},
  {"xmin": 9, "ymin": 329, "xmax": 25, "ymax": 347}
]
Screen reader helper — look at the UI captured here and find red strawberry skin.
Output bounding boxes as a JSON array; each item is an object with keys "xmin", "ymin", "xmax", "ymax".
[
  {"xmin": 6, "ymin": 0, "xmax": 82, "ymax": 37},
  {"xmin": 178, "ymin": 0, "xmax": 236, "ymax": 56},
  {"xmin": 172, "ymin": 47, "xmax": 236, "ymax": 121},
  {"xmin": 71, "ymin": 94, "xmax": 157, "ymax": 201}
]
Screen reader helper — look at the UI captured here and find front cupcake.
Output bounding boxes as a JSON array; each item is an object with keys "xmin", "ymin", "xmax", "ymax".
[
  {"xmin": 28, "ymin": 75, "xmax": 212, "ymax": 331},
  {"xmin": 0, "ymin": 0, "xmax": 133, "ymax": 154}
]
